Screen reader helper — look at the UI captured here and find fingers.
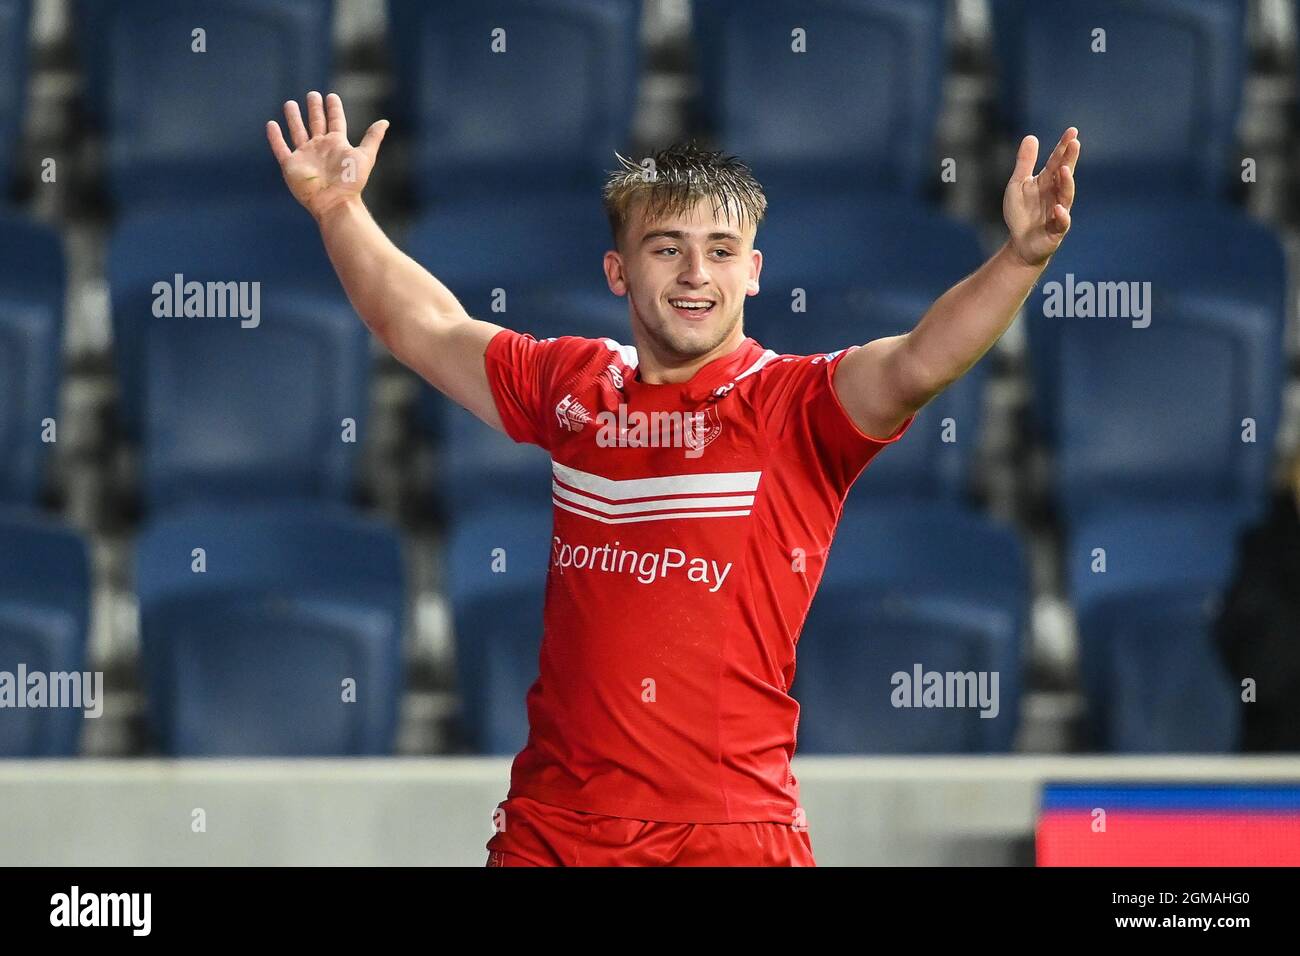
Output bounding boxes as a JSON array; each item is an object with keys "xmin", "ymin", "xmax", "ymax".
[
  {"xmin": 1043, "ymin": 127, "xmax": 1079, "ymax": 177},
  {"xmin": 359, "ymin": 119, "xmax": 391, "ymax": 159},
  {"xmin": 283, "ymin": 92, "xmax": 354, "ymax": 146},
  {"xmin": 283, "ymin": 99, "xmax": 309, "ymax": 148},
  {"xmin": 1064, "ymin": 135, "xmax": 1080, "ymax": 178},
  {"xmin": 1010, "ymin": 135, "xmax": 1038, "ymax": 183},
  {"xmin": 1057, "ymin": 161, "xmax": 1075, "ymax": 210},
  {"xmin": 266, "ymin": 121, "xmax": 292, "ymax": 165},
  {"xmin": 306, "ymin": 90, "xmax": 327, "ymax": 138},
  {"xmin": 326, "ymin": 92, "xmax": 347, "ymax": 139},
  {"xmin": 1048, "ymin": 203, "xmax": 1071, "ymax": 236}
]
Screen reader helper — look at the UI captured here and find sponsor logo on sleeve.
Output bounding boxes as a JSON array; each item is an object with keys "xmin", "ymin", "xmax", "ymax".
[{"xmin": 555, "ymin": 393, "xmax": 593, "ymax": 432}]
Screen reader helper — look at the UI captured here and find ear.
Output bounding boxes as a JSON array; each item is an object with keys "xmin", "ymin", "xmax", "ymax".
[
  {"xmin": 604, "ymin": 249, "xmax": 628, "ymax": 296},
  {"xmin": 746, "ymin": 248, "xmax": 763, "ymax": 297}
]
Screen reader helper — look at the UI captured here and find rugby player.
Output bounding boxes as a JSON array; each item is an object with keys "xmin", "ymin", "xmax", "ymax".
[{"xmin": 267, "ymin": 91, "xmax": 1080, "ymax": 866}]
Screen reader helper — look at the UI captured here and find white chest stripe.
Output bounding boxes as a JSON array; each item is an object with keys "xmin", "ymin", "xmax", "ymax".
[
  {"xmin": 552, "ymin": 461, "xmax": 760, "ymax": 498},
  {"xmin": 554, "ymin": 500, "xmax": 754, "ymax": 524},
  {"xmin": 551, "ymin": 461, "xmax": 761, "ymax": 523},
  {"xmin": 553, "ymin": 481, "xmax": 755, "ymax": 515}
]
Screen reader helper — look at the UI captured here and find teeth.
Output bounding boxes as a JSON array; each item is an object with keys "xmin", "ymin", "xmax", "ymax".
[{"xmin": 671, "ymin": 300, "xmax": 713, "ymax": 310}]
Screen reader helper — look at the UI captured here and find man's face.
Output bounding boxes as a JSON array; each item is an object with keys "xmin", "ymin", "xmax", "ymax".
[{"xmin": 604, "ymin": 197, "xmax": 762, "ymax": 362}]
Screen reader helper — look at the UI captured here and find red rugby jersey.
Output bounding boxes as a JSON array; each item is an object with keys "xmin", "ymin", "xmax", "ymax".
[{"xmin": 483, "ymin": 328, "xmax": 913, "ymax": 824}]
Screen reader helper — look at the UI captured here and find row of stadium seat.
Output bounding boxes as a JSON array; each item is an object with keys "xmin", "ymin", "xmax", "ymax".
[
  {"xmin": 0, "ymin": 0, "xmax": 1279, "ymax": 206},
  {"xmin": 0, "ymin": 498, "xmax": 1241, "ymax": 757},
  {"xmin": 0, "ymin": 188, "xmax": 1283, "ymax": 525},
  {"xmin": 0, "ymin": 505, "xmax": 403, "ymax": 756}
]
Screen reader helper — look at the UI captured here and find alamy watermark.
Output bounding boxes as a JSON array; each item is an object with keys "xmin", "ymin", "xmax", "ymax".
[
  {"xmin": 1041, "ymin": 273, "xmax": 1151, "ymax": 328},
  {"xmin": 0, "ymin": 665, "xmax": 103, "ymax": 718},
  {"xmin": 152, "ymin": 273, "xmax": 261, "ymax": 328},
  {"xmin": 50, "ymin": 886, "xmax": 150, "ymax": 936},
  {"xmin": 594, "ymin": 403, "xmax": 713, "ymax": 459},
  {"xmin": 890, "ymin": 664, "xmax": 999, "ymax": 719}
]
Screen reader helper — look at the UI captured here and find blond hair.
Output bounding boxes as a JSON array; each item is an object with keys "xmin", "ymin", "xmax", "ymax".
[{"xmin": 602, "ymin": 143, "xmax": 767, "ymax": 247}]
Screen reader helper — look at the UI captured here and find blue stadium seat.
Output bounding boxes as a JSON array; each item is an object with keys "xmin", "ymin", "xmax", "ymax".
[
  {"xmin": 750, "ymin": 195, "xmax": 988, "ymax": 500},
  {"xmin": 406, "ymin": 192, "xmax": 615, "ymax": 313},
  {"xmin": 754, "ymin": 194, "xmax": 986, "ymax": 303},
  {"xmin": 388, "ymin": 0, "xmax": 641, "ymax": 204},
  {"xmin": 0, "ymin": 215, "xmax": 63, "ymax": 505},
  {"xmin": 694, "ymin": 0, "xmax": 946, "ymax": 197},
  {"xmin": 136, "ymin": 504, "xmax": 405, "ymax": 755},
  {"xmin": 446, "ymin": 504, "xmax": 552, "ymax": 754},
  {"xmin": 1068, "ymin": 506, "xmax": 1245, "ymax": 752},
  {"xmin": 108, "ymin": 200, "xmax": 340, "ymax": 440},
  {"xmin": 1028, "ymin": 200, "xmax": 1285, "ymax": 524},
  {"xmin": 74, "ymin": 0, "xmax": 333, "ymax": 206},
  {"xmin": 437, "ymin": 401, "xmax": 552, "ymax": 516},
  {"xmin": 793, "ymin": 502, "xmax": 1027, "ymax": 752},
  {"xmin": 0, "ymin": 0, "xmax": 31, "ymax": 195},
  {"xmin": 0, "ymin": 512, "xmax": 91, "ymax": 757},
  {"xmin": 991, "ymin": 0, "xmax": 1246, "ymax": 198},
  {"xmin": 140, "ymin": 287, "xmax": 369, "ymax": 509}
]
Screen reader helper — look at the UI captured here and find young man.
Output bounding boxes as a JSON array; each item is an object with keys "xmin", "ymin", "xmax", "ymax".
[{"xmin": 267, "ymin": 92, "xmax": 1080, "ymax": 866}]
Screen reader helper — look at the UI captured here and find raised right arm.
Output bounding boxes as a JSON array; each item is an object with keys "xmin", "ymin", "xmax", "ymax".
[{"xmin": 267, "ymin": 91, "xmax": 506, "ymax": 430}]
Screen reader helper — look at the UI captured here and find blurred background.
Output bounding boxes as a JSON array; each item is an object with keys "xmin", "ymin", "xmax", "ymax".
[{"xmin": 2, "ymin": 0, "xmax": 1300, "ymax": 865}]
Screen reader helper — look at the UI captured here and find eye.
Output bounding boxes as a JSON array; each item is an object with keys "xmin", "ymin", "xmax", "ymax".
[
  {"xmin": 656, "ymin": 246, "xmax": 679, "ymax": 256},
  {"xmin": 711, "ymin": 249, "xmax": 735, "ymax": 259}
]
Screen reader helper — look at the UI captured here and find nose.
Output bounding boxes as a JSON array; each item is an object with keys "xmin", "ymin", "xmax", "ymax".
[{"xmin": 677, "ymin": 250, "xmax": 710, "ymax": 288}]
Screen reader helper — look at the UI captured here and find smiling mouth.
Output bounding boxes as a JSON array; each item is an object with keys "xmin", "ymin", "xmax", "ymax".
[{"xmin": 668, "ymin": 298, "xmax": 717, "ymax": 320}]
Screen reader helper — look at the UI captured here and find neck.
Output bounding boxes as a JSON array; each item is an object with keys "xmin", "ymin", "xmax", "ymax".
[{"xmin": 631, "ymin": 324, "xmax": 747, "ymax": 386}]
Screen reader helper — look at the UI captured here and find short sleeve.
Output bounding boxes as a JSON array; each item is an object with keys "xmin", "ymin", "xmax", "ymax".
[
  {"xmin": 483, "ymin": 328, "xmax": 561, "ymax": 450},
  {"xmin": 762, "ymin": 348, "xmax": 914, "ymax": 493}
]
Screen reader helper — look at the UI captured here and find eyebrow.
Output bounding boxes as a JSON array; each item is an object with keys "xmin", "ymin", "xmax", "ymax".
[{"xmin": 640, "ymin": 229, "xmax": 743, "ymax": 245}]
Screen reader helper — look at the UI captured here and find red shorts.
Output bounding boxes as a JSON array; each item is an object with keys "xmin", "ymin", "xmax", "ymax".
[{"xmin": 485, "ymin": 796, "xmax": 816, "ymax": 867}]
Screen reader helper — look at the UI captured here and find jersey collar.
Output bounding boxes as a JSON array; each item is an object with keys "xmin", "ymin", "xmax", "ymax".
[{"xmin": 629, "ymin": 336, "xmax": 771, "ymax": 402}]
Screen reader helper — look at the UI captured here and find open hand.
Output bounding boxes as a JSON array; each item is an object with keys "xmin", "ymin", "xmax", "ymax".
[
  {"xmin": 267, "ymin": 91, "xmax": 389, "ymax": 221},
  {"xmin": 1004, "ymin": 127, "xmax": 1080, "ymax": 267}
]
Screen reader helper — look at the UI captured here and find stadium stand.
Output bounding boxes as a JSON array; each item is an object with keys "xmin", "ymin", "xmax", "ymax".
[
  {"xmin": 1030, "ymin": 199, "xmax": 1287, "ymax": 525},
  {"xmin": 388, "ymin": 0, "xmax": 642, "ymax": 204},
  {"xmin": 446, "ymin": 504, "xmax": 551, "ymax": 754},
  {"xmin": 0, "ymin": 213, "xmax": 63, "ymax": 506},
  {"xmin": 694, "ymin": 0, "xmax": 947, "ymax": 197},
  {"xmin": 0, "ymin": 512, "xmax": 91, "ymax": 756},
  {"xmin": 74, "ymin": 0, "xmax": 334, "ymax": 206},
  {"xmin": 106, "ymin": 200, "xmax": 345, "ymax": 433},
  {"xmin": 794, "ymin": 501, "xmax": 1028, "ymax": 752},
  {"xmin": 135, "ymin": 504, "xmax": 405, "ymax": 755},
  {"xmin": 140, "ymin": 286, "xmax": 370, "ymax": 509},
  {"xmin": 1067, "ymin": 505, "xmax": 1246, "ymax": 751},
  {"xmin": 990, "ymin": 0, "xmax": 1248, "ymax": 198}
]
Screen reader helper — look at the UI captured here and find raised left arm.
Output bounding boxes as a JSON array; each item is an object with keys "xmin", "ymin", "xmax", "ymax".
[{"xmin": 834, "ymin": 128, "xmax": 1080, "ymax": 438}]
